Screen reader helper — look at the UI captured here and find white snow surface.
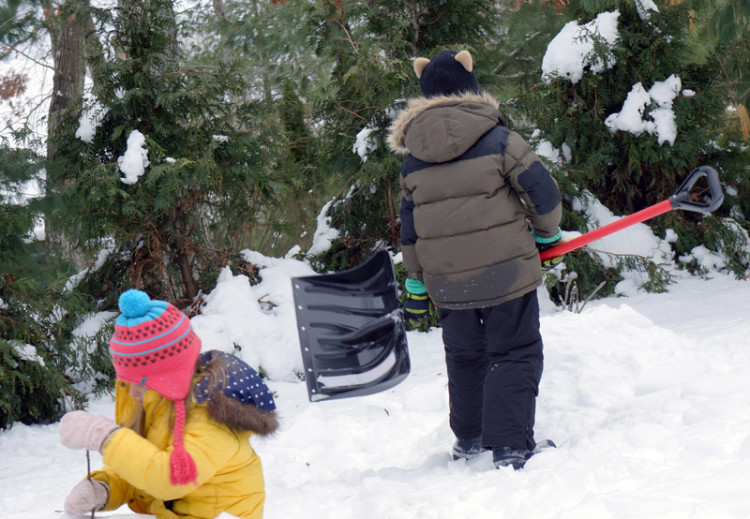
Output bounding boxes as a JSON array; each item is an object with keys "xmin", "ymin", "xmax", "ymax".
[
  {"xmin": 2, "ymin": 260, "xmax": 750, "ymax": 518},
  {"xmin": 605, "ymin": 75, "xmax": 682, "ymax": 146},
  {"xmin": 75, "ymin": 102, "xmax": 107, "ymax": 144},
  {"xmin": 635, "ymin": 0, "xmax": 660, "ymax": 20},
  {"xmin": 117, "ymin": 130, "xmax": 150, "ymax": 185},
  {"xmin": 541, "ymin": 10, "xmax": 620, "ymax": 84},
  {"xmin": 2, "ymin": 6, "xmax": 749, "ymax": 519},
  {"xmin": 353, "ymin": 126, "xmax": 377, "ymax": 162}
]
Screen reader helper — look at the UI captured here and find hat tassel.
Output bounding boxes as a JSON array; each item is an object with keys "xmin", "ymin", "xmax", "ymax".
[{"xmin": 169, "ymin": 400, "xmax": 198, "ymax": 485}]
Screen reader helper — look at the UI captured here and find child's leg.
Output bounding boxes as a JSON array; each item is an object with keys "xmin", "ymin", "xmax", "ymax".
[
  {"xmin": 439, "ymin": 307, "xmax": 489, "ymax": 442},
  {"xmin": 481, "ymin": 290, "xmax": 544, "ymax": 451}
]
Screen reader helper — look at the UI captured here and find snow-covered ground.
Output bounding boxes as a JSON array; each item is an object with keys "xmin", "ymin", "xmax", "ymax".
[
  {"xmin": 2, "ymin": 262, "xmax": 749, "ymax": 519},
  {"xmin": 2, "ymin": 4, "xmax": 748, "ymax": 517}
]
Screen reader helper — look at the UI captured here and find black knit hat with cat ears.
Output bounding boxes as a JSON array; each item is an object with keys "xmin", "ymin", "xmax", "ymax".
[{"xmin": 414, "ymin": 50, "xmax": 480, "ymax": 98}]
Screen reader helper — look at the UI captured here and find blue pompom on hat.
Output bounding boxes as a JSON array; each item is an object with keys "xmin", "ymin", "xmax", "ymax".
[{"xmin": 116, "ymin": 289, "xmax": 169, "ymax": 326}]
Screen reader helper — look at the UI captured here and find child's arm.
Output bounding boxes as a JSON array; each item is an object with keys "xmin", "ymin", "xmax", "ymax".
[
  {"xmin": 502, "ymin": 131, "xmax": 562, "ymax": 238},
  {"xmin": 399, "ymin": 172, "xmax": 424, "ymax": 282},
  {"xmin": 101, "ymin": 408, "xmax": 239, "ymax": 501},
  {"xmin": 89, "ymin": 466, "xmax": 130, "ymax": 511}
]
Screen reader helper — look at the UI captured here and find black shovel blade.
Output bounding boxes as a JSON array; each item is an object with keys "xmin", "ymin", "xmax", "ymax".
[{"xmin": 292, "ymin": 250, "xmax": 410, "ymax": 402}]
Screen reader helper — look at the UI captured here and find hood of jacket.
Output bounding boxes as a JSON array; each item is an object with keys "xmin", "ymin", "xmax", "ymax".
[
  {"xmin": 387, "ymin": 92, "xmax": 507, "ymax": 163},
  {"xmin": 194, "ymin": 350, "xmax": 279, "ymax": 436}
]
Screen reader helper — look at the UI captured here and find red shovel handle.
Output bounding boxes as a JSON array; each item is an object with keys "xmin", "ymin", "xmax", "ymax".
[
  {"xmin": 539, "ymin": 166, "xmax": 723, "ymax": 261},
  {"xmin": 539, "ymin": 200, "xmax": 672, "ymax": 260}
]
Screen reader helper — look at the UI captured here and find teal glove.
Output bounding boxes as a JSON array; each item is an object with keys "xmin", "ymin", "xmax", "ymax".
[
  {"xmin": 533, "ymin": 229, "xmax": 564, "ymax": 272},
  {"xmin": 403, "ymin": 278, "xmax": 430, "ymax": 328}
]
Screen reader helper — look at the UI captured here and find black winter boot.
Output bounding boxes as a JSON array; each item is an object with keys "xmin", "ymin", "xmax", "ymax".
[
  {"xmin": 493, "ymin": 439, "xmax": 556, "ymax": 470},
  {"xmin": 451, "ymin": 436, "xmax": 483, "ymax": 461}
]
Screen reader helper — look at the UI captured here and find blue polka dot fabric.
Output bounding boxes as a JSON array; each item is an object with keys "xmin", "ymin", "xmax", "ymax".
[{"xmin": 194, "ymin": 351, "xmax": 276, "ymax": 411}]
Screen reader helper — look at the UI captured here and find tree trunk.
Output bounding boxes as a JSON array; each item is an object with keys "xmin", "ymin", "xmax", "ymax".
[
  {"xmin": 44, "ymin": 0, "xmax": 90, "ymax": 269},
  {"xmin": 176, "ymin": 250, "xmax": 199, "ymax": 302}
]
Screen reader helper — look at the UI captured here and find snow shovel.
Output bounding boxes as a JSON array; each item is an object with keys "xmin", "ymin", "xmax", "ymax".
[
  {"xmin": 539, "ymin": 166, "xmax": 724, "ymax": 261},
  {"xmin": 292, "ymin": 249, "xmax": 410, "ymax": 402}
]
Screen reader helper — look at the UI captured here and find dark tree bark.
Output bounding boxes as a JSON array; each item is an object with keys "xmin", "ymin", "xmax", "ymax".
[{"xmin": 44, "ymin": 1, "xmax": 90, "ymax": 268}]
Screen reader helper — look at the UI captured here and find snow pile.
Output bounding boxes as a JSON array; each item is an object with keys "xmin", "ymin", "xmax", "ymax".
[
  {"xmin": 2, "ymin": 267, "xmax": 750, "ymax": 519},
  {"xmin": 75, "ymin": 103, "xmax": 107, "ymax": 144},
  {"xmin": 306, "ymin": 198, "xmax": 342, "ymax": 256},
  {"xmin": 605, "ymin": 75, "xmax": 682, "ymax": 145},
  {"xmin": 531, "ymin": 129, "xmax": 572, "ymax": 165},
  {"xmin": 353, "ymin": 127, "xmax": 377, "ymax": 162},
  {"xmin": 191, "ymin": 253, "xmax": 315, "ymax": 382},
  {"xmin": 65, "ymin": 244, "xmax": 115, "ymax": 291},
  {"xmin": 566, "ymin": 189, "xmax": 675, "ymax": 295},
  {"xmin": 542, "ymin": 10, "xmax": 620, "ymax": 84},
  {"xmin": 635, "ymin": 0, "xmax": 659, "ymax": 20},
  {"xmin": 117, "ymin": 130, "xmax": 150, "ymax": 185}
]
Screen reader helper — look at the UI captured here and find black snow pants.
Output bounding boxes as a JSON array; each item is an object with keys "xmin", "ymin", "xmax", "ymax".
[{"xmin": 438, "ymin": 289, "xmax": 544, "ymax": 451}]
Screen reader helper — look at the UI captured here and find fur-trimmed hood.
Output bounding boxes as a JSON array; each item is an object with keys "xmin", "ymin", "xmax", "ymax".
[
  {"xmin": 387, "ymin": 92, "xmax": 507, "ymax": 162},
  {"xmin": 194, "ymin": 350, "xmax": 279, "ymax": 436}
]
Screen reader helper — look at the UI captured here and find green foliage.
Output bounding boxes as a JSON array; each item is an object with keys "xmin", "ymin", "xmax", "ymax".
[
  {"xmin": 280, "ymin": 81, "xmax": 315, "ymax": 166},
  {"xmin": 0, "ymin": 340, "xmax": 67, "ymax": 429},
  {"xmin": 0, "ymin": 271, "xmax": 114, "ymax": 429},
  {"xmin": 306, "ymin": 0, "xmax": 504, "ymax": 272},
  {"xmin": 519, "ymin": 0, "xmax": 750, "ymax": 298},
  {"xmin": 493, "ymin": 0, "xmax": 569, "ymax": 104},
  {"xmin": 0, "ymin": 143, "xmax": 90, "ymax": 428},
  {"xmin": 685, "ymin": 0, "xmax": 750, "ymax": 115},
  {"xmin": 0, "ymin": 145, "xmax": 40, "ymax": 268},
  {"xmin": 48, "ymin": 0, "xmax": 281, "ymax": 302},
  {"xmin": 545, "ymin": 250, "xmax": 620, "ymax": 303},
  {"xmin": 0, "ymin": 0, "xmax": 43, "ymax": 56},
  {"xmin": 691, "ymin": 215, "xmax": 750, "ymax": 277}
]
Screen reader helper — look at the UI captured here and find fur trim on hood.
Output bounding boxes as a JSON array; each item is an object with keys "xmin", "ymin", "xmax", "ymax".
[
  {"xmin": 193, "ymin": 350, "xmax": 279, "ymax": 436},
  {"xmin": 205, "ymin": 392, "xmax": 279, "ymax": 436},
  {"xmin": 387, "ymin": 92, "xmax": 504, "ymax": 155}
]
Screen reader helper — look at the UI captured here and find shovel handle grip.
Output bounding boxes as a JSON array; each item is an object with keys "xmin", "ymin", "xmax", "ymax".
[
  {"xmin": 669, "ymin": 165, "xmax": 723, "ymax": 214},
  {"xmin": 539, "ymin": 166, "xmax": 723, "ymax": 261}
]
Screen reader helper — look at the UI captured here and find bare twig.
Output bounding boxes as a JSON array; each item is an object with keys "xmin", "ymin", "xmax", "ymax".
[{"xmin": 578, "ymin": 281, "xmax": 607, "ymax": 313}]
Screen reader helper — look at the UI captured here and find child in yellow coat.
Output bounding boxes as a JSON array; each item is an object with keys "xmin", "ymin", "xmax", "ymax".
[{"xmin": 59, "ymin": 289, "xmax": 278, "ymax": 519}]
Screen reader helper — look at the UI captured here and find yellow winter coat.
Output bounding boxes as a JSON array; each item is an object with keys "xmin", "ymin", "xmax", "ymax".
[{"xmin": 91, "ymin": 381, "xmax": 266, "ymax": 519}]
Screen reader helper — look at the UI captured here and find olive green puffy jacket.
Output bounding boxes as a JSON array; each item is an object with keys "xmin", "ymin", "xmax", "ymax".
[{"xmin": 388, "ymin": 92, "xmax": 562, "ymax": 309}]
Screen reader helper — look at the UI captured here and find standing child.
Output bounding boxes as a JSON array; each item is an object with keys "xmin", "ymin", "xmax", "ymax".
[
  {"xmin": 59, "ymin": 289, "xmax": 278, "ymax": 518},
  {"xmin": 388, "ymin": 49, "xmax": 563, "ymax": 469}
]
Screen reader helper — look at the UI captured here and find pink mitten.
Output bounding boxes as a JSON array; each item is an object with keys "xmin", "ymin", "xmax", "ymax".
[
  {"xmin": 59, "ymin": 411, "xmax": 119, "ymax": 452},
  {"xmin": 64, "ymin": 478, "xmax": 109, "ymax": 515}
]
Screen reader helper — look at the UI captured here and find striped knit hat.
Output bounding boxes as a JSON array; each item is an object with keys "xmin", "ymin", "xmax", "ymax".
[{"xmin": 109, "ymin": 289, "xmax": 201, "ymax": 485}]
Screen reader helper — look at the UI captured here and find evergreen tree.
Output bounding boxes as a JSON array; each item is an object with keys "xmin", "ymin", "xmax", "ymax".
[
  {"xmin": 306, "ymin": 0, "xmax": 504, "ymax": 270},
  {"xmin": 49, "ymin": 0, "xmax": 280, "ymax": 304},
  {"xmin": 685, "ymin": 0, "xmax": 750, "ymax": 135},
  {"xmin": 180, "ymin": 0, "xmax": 334, "ymax": 256},
  {"xmin": 492, "ymin": 0, "xmax": 569, "ymax": 104},
  {"xmin": 0, "ymin": 143, "xmax": 110, "ymax": 428},
  {"xmin": 519, "ymin": 0, "xmax": 749, "ymax": 296}
]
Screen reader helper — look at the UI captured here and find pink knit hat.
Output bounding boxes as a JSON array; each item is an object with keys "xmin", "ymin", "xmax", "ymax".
[{"xmin": 110, "ymin": 289, "xmax": 201, "ymax": 485}]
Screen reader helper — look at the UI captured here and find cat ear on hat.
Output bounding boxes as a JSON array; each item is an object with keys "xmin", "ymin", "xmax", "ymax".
[
  {"xmin": 414, "ymin": 50, "xmax": 473, "ymax": 79},
  {"xmin": 414, "ymin": 57, "xmax": 430, "ymax": 79},
  {"xmin": 454, "ymin": 50, "xmax": 473, "ymax": 72}
]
